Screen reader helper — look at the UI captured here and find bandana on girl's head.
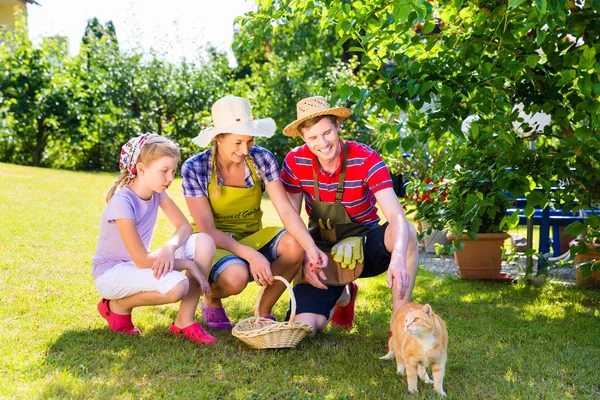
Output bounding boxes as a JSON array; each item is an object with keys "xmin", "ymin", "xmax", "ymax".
[{"xmin": 119, "ymin": 133, "xmax": 152, "ymax": 185}]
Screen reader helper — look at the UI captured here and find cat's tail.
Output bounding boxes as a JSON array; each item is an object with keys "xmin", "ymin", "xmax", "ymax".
[{"xmin": 379, "ymin": 331, "xmax": 395, "ymax": 360}]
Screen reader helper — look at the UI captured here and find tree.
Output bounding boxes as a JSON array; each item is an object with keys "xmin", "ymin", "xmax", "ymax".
[
  {"xmin": 233, "ymin": 5, "xmax": 373, "ymax": 164},
  {"xmin": 0, "ymin": 13, "xmax": 83, "ymax": 167},
  {"xmin": 237, "ymin": 0, "xmax": 600, "ymax": 268}
]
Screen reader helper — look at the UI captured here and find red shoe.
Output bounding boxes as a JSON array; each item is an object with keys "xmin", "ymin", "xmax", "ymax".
[
  {"xmin": 97, "ymin": 299, "xmax": 141, "ymax": 335},
  {"xmin": 169, "ymin": 322, "xmax": 217, "ymax": 345},
  {"xmin": 331, "ymin": 281, "xmax": 358, "ymax": 328}
]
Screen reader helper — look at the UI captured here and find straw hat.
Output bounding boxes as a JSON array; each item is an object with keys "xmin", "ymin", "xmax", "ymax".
[
  {"xmin": 282, "ymin": 96, "xmax": 352, "ymax": 137},
  {"xmin": 192, "ymin": 96, "xmax": 276, "ymax": 148}
]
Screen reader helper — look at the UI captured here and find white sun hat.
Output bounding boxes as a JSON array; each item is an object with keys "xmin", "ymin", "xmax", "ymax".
[{"xmin": 192, "ymin": 95, "xmax": 276, "ymax": 148}]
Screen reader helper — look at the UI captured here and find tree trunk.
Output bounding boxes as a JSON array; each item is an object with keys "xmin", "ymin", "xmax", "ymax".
[{"xmin": 34, "ymin": 117, "xmax": 46, "ymax": 167}]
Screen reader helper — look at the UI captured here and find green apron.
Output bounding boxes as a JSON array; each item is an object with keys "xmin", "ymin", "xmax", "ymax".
[
  {"xmin": 299, "ymin": 142, "xmax": 371, "ymax": 286},
  {"xmin": 206, "ymin": 161, "xmax": 282, "ymax": 266}
]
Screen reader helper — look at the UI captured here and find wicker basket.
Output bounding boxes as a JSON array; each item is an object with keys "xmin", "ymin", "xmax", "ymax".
[{"xmin": 232, "ymin": 276, "xmax": 313, "ymax": 349}]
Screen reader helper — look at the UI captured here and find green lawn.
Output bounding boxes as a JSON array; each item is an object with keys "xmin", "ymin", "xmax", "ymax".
[{"xmin": 1, "ymin": 162, "xmax": 599, "ymax": 399}]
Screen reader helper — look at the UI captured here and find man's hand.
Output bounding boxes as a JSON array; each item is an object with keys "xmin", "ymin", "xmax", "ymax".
[{"xmin": 387, "ymin": 262, "xmax": 411, "ymax": 300}]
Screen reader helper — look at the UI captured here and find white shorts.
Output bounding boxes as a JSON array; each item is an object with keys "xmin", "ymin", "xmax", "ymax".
[{"xmin": 95, "ymin": 234, "xmax": 199, "ymax": 300}]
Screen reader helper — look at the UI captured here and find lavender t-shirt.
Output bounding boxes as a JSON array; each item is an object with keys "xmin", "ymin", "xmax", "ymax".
[{"xmin": 92, "ymin": 187, "xmax": 166, "ymax": 279}]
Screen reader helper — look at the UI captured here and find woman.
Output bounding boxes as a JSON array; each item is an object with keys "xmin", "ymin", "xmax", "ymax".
[{"xmin": 181, "ymin": 95, "xmax": 328, "ymax": 329}]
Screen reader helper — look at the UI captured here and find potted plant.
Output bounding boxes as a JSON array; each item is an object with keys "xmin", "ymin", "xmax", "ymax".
[
  {"xmin": 433, "ymin": 132, "xmax": 519, "ymax": 281},
  {"xmin": 404, "ymin": 177, "xmax": 452, "ymax": 254},
  {"xmin": 568, "ymin": 217, "xmax": 600, "ymax": 288}
]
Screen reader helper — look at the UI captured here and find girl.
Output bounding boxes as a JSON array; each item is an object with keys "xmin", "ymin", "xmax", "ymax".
[
  {"xmin": 182, "ymin": 96, "xmax": 328, "ymax": 330},
  {"xmin": 92, "ymin": 133, "xmax": 217, "ymax": 344}
]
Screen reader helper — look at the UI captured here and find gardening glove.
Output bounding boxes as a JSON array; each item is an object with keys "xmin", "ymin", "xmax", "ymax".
[
  {"xmin": 331, "ymin": 237, "xmax": 364, "ymax": 270},
  {"xmin": 333, "ymin": 243, "xmax": 345, "ymax": 264},
  {"xmin": 332, "ymin": 243, "xmax": 352, "ymax": 269}
]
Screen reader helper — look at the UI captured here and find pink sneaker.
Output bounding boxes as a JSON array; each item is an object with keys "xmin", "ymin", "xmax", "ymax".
[
  {"xmin": 331, "ymin": 281, "xmax": 358, "ymax": 328},
  {"xmin": 97, "ymin": 299, "xmax": 141, "ymax": 335},
  {"xmin": 169, "ymin": 322, "xmax": 217, "ymax": 345}
]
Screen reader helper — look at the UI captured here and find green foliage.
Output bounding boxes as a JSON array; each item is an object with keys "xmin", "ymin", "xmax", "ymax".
[
  {"xmin": 0, "ymin": 12, "xmax": 83, "ymax": 167},
  {"xmin": 232, "ymin": 53, "xmax": 371, "ymax": 164},
  {"xmin": 0, "ymin": 14, "xmax": 232, "ymax": 170},
  {"xmin": 404, "ymin": 176, "xmax": 449, "ymax": 230},
  {"xmin": 232, "ymin": 3, "xmax": 374, "ymax": 165}
]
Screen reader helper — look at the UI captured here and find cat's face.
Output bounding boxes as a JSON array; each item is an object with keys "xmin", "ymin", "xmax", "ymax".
[{"xmin": 404, "ymin": 309, "xmax": 435, "ymax": 336}]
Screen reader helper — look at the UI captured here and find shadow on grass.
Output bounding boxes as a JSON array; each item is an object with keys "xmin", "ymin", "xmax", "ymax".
[
  {"xmin": 356, "ymin": 269, "xmax": 600, "ymax": 398},
  {"xmin": 41, "ymin": 322, "xmax": 418, "ymax": 398},
  {"xmin": 40, "ymin": 271, "xmax": 600, "ymax": 399},
  {"xmin": 417, "ymin": 272, "xmax": 600, "ymax": 397}
]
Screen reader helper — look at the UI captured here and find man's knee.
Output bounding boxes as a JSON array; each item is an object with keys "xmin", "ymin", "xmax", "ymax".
[
  {"xmin": 295, "ymin": 312, "xmax": 329, "ymax": 336},
  {"xmin": 384, "ymin": 221, "xmax": 418, "ymax": 253},
  {"xmin": 407, "ymin": 222, "xmax": 418, "ymax": 248}
]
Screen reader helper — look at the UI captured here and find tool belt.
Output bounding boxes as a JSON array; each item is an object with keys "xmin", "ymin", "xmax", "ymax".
[{"xmin": 297, "ymin": 223, "xmax": 370, "ymax": 286}]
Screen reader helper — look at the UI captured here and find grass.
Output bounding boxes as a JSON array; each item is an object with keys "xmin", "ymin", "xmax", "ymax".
[{"xmin": 1, "ymin": 162, "xmax": 599, "ymax": 399}]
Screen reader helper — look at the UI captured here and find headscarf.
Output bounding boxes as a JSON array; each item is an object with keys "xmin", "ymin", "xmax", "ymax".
[{"xmin": 118, "ymin": 133, "xmax": 151, "ymax": 185}]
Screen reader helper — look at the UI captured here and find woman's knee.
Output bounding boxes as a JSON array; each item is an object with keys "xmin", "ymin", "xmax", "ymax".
[
  {"xmin": 165, "ymin": 279, "xmax": 189, "ymax": 303},
  {"xmin": 215, "ymin": 267, "xmax": 248, "ymax": 296},
  {"xmin": 277, "ymin": 233, "xmax": 305, "ymax": 261}
]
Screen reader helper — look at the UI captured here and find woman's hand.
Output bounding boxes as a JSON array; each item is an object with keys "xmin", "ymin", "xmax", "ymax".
[
  {"xmin": 303, "ymin": 247, "xmax": 329, "ymax": 289},
  {"xmin": 151, "ymin": 245, "xmax": 176, "ymax": 279},
  {"xmin": 246, "ymin": 249, "xmax": 274, "ymax": 286}
]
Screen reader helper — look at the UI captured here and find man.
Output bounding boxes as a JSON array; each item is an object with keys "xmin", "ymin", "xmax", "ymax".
[{"xmin": 280, "ymin": 96, "xmax": 418, "ymax": 336}]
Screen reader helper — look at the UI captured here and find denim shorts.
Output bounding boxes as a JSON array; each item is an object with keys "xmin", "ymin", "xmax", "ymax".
[{"xmin": 209, "ymin": 229, "xmax": 286, "ymax": 283}]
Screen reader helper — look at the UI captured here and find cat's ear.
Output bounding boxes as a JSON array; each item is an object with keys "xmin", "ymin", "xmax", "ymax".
[{"xmin": 422, "ymin": 304, "xmax": 433, "ymax": 316}]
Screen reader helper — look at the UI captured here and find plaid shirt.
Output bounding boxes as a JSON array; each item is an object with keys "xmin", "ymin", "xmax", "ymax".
[{"xmin": 181, "ymin": 145, "xmax": 280, "ymax": 198}]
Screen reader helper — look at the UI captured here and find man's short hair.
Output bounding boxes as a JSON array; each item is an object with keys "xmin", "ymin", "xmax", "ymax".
[{"xmin": 298, "ymin": 115, "xmax": 338, "ymax": 136}]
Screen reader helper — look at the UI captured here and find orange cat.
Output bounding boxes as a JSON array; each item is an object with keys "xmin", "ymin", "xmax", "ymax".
[{"xmin": 380, "ymin": 302, "xmax": 448, "ymax": 396}]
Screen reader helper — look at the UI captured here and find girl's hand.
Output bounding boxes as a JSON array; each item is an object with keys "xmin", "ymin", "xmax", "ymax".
[
  {"xmin": 303, "ymin": 249, "xmax": 328, "ymax": 289},
  {"xmin": 186, "ymin": 263, "xmax": 211, "ymax": 296},
  {"xmin": 152, "ymin": 246, "xmax": 176, "ymax": 279},
  {"xmin": 247, "ymin": 249, "xmax": 274, "ymax": 286}
]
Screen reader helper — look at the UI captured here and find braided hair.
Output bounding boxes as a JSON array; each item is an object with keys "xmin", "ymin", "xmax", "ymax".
[{"xmin": 210, "ymin": 134, "xmax": 267, "ymax": 199}]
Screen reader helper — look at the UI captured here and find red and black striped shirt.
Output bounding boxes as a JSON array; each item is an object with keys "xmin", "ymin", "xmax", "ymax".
[{"xmin": 281, "ymin": 140, "xmax": 393, "ymax": 227}]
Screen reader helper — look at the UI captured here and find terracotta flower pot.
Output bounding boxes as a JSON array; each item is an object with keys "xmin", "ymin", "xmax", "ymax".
[
  {"xmin": 570, "ymin": 240, "xmax": 600, "ymax": 288},
  {"xmin": 447, "ymin": 232, "xmax": 511, "ymax": 281}
]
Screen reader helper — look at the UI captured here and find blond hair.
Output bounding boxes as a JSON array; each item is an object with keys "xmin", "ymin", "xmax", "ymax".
[
  {"xmin": 106, "ymin": 134, "xmax": 180, "ymax": 203},
  {"xmin": 210, "ymin": 134, "xmax": 266, "ymax": 199}
]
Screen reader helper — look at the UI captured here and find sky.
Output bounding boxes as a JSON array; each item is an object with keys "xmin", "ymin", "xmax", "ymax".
[{"xmin": 27, "ymin": 0, "xmax": 256, "ymax": 65}]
